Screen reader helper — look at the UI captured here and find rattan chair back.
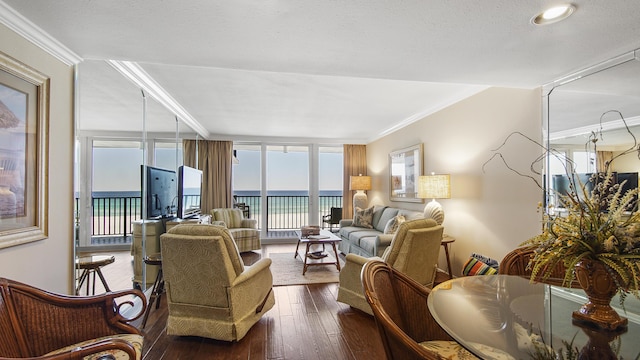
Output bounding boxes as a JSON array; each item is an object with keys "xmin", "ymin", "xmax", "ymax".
[{"xmin": 362, "ymin": 260, "xmax": 456, "ymax": 360}]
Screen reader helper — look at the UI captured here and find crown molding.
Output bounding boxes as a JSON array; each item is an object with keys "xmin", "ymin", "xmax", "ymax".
[
  {"xmin": 0, "ymin": 1, "xmax": 82, "ymax": 66},
  {"xmin": 107, "ymin": 60, "xmax": 211, "ymax": 139}
]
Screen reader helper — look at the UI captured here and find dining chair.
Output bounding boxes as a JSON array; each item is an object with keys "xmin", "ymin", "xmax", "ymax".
[
  {"xmin": 362, "ymin": 260, "xmax": 478, "ymax": 360},
  {"xmin": 0, "ymin": 277, "xmax": 145, "ymax": 359},
  {"xmin": 322, "ymin": 207, "xmax": 342, "ymax": 232},
  {"xmin": 499, "ymin": 245, "xmax": 581, "ymax": 288}
]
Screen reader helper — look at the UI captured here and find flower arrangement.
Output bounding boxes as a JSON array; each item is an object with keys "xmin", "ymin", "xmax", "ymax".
[
  {"xmin": 486, "ymin": 110, "xmax": 640, "ymax": 305},
  {"xmin": 521, "ymin": 170, "xmax": 640, "ymax": 302}
]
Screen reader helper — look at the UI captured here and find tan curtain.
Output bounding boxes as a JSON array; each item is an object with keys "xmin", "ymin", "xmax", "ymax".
[
  {"xmin": 597, "ymin": 151, "xmax": 613, "ymax": 172},
  {"xmin": 343, "ymin": 144, "xmax": 368, "ymax": 219},
  {"xmin": 183, "ymin": 139, "xmax": 233, "ymax": 213}
]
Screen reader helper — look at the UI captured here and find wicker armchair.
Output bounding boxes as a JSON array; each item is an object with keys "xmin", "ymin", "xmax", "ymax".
[
  {"xmin": 499, "ymin": 246, "xmax": 580, "ymax": 288},
  {"xmin": 0, "ymin": 277, "xmax": 145, "ymax": 359},
  {"xmin": 362, "ymin": 260, "xmax": 478, "ymax": 359}
]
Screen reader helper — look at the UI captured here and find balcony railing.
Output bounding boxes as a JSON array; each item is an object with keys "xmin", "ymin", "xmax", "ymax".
[{"xmin": 75, "ymin": 193, "xmax": 343, "ymax": 243}]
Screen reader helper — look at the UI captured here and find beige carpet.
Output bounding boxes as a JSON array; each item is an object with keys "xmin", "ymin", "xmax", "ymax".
[{"xmin": 268, "ymin": 252, "xmax": 344, "ymax": 286}]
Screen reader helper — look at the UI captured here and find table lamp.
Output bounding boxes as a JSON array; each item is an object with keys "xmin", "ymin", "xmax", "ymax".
[
  {"xmin": 350, "ymin": 174, "xmax": 372, "ymax": 210},
  {"xmin": 418, "ymin": 173, "xmax": 451, "ymax": 225}
]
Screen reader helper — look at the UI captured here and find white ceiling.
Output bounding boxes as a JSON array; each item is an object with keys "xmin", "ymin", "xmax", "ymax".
[{"xmin": 3, "ymin": 0, "xmax": 640, "ymax": 143}]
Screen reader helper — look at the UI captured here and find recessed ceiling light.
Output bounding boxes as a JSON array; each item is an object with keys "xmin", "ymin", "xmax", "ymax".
[{"xmin": 531, "ymin": 4, "xmax": 576, "ymax": 25}]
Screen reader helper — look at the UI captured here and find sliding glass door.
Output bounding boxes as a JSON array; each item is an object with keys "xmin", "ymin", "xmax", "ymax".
[{"xmin": 233, "ymin": 143, "xmax": 343, "ymax": 239}]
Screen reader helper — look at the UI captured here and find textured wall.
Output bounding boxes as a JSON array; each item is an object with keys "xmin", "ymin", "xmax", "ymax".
[
  {"xmin": 0, "ymin": 23, "xmax": 74, "ymax": 293},
  {"xmin": 367, "ymin": 87, "xmax": 542, "ymax": 276}
]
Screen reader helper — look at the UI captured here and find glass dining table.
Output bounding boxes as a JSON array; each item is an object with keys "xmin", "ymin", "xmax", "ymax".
[{"xmin": 428, "ymin": 274, "xmax": 640, "ymax": 359}]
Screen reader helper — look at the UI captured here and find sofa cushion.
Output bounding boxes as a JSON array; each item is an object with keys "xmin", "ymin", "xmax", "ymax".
[
  {"xmin": 374, "ymin": 207, "xmax": 399, "ymax": 232},
  {"xmin": 397, "ymin": 209, "xmax": 424, "ymax": 221},
  {"xmin": 348, "ymin": 229, "xmax": 382, "ymax": 246},
  {"xmin": 358, "ymin": 236, "xmax": 378, "ymax": 256},
  {"xmin": 383, "ymin": 215, "xmax": 406, "ymax": 234},
  {"xmin": 353, "ymin": 206, "xmax": 374, "ymax": 228}
]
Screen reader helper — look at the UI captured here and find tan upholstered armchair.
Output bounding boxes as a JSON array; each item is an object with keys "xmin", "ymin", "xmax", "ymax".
[
  {"xmin": 0, "ymin": 277, "xmax": 145, "ymax": 359},
  {"xmin": 337, "ymin": 218, "xmax": 444, "ymax": 315},
  {"xmin": 160, "ymin": 224, "xmax": 275, "ymax": 342},
  {"xmin": 211, "ymin": 208, "xmax": 261, "ymax": 252}
]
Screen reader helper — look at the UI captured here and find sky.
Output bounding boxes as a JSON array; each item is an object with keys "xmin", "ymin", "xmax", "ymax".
[{"xmin": 89, "ymin": 146, "xmax": 343, "ymax": 192}]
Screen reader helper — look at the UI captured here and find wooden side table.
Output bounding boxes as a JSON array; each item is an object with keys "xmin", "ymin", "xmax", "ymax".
[
  {"xmin": 441, "ymin": 235, "xmax": 455, "ymax": 280},
  {"xmin": 75, "ymin": 255, "xmax": 115, "ymax": 295}
]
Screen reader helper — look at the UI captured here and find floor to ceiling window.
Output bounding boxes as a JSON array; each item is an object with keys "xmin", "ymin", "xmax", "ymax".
[{"xmin": 233, "ymin": 143, "xmax": 343, "ymax": 239}]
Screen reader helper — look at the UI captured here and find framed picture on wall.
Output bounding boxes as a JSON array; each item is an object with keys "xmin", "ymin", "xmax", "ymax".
[
  {"xmin": 389, "ymin": 143, "xmax": 424, "ymax": 202},
  {"xmin": 0, "ymin": 51, "xmax": 49, "ymax": 249}
]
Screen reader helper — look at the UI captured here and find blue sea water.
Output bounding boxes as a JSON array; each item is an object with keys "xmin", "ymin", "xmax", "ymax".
[
  {"xmin": 84, "ymin": 190, "xmax": 342, "ymax": 198},
  {"xmin": 235, "ymin": 190, "xmax": 342, "ymax": 196}
]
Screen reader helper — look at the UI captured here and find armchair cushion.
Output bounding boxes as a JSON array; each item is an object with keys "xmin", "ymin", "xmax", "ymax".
[{"xmin": 45, "ymin": 334, "xmax": 143, "ymax": 360}]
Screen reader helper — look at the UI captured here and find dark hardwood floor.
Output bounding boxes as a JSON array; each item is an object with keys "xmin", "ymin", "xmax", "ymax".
[
  {"xmin": 134, "ymin": 282, "xmax": 386, "ymax": 360},
  {"xmin": 129, "ymin": 244, "xmax": 388, "ymax": 360}
]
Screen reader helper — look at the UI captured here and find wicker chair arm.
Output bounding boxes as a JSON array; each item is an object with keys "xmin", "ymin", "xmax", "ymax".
[
  {"xmin": 16, "ymin": 286, "xmax": 147, "ymax": 331},
  {"xmin": 13, "ymin": 337, "xmax": 139, "ymax": 360},
  {"xmin": 0, "ymin": 277, "xmax": 145, "ymax": 359}
]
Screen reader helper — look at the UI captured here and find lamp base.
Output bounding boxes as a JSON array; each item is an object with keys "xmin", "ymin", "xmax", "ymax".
[
  {"xmin": 353, "ymin": 191, "xmax": 368, "ymax": 212},
  {"xmin": 424, "ymin": 199, "xmax": 444, "ymax": 225}
]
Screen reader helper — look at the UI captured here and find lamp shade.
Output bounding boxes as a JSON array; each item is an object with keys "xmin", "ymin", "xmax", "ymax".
[
  {"xmin": 350, "ymin": 175, "xmax": 372, "ymax": 191},
  {"xmin": 418, "ymin": 174, "xmax": 451, "ymax": 199}
]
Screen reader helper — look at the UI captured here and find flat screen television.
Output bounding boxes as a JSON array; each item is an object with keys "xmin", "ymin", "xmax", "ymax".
[
  {"xmin": 552, "ymin": 173, "xmax": 602, "ymax": 206},
  {"xmin": 141, "ymin": 165, "xmax": 177, "ymax": 219},
  {"xmin": 616, "ymin": 172, "xmax": 639, "ymax": 211},
  {"xmin": 177, "ymin": 165, "xmax": 203, "ymax": 219}
]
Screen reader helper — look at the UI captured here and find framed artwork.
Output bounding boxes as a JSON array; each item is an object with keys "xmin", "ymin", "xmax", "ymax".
[
  {"xmin": 389, "ymin": 143, "xmax": 423, "ymax": 202},
  {"xmin": 0, "ymin": 51, "xmax": 49, "ymax": 249}
]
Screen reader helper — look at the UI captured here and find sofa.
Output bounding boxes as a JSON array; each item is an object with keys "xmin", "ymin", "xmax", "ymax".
[{"xmin": 338, "ymin": 205, "xmax": 424, "ymax": 257}]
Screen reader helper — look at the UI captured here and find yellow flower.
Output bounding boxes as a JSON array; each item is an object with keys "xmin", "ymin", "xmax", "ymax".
[{"xmin": 604, "ymin": 236, "xmax": 616, "ymax": 252}]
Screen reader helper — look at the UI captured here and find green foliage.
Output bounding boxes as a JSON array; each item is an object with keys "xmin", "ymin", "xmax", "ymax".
[{"xmin": 522, "ymin": 171, "xmax": 640, "ymax": 304}]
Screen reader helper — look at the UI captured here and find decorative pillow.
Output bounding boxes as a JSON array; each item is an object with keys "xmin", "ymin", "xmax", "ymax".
[
  {"xmin": 383, "ymin": 215, "xmax": 406, "ymax": 234},
  {"xmin": 353, "ymin": 206, "xmax": 374, "ymax": 229},
  {"xmin": 462, "ymin": 253, "xmax": 499, "ymax": 276}
]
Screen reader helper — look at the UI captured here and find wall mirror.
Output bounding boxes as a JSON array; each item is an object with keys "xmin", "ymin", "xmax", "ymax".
[
  {"xmin": 74, "ymin": 59, "xmax": 193, "ymax": 295},
  {"xmin": 389, "ymin": 143, "xmax": 423, "ymax": 202},
  {"xmin": 543, "ymin": 49, "xmax": 640, "ymax": 353},
  {"xmin": 545, "ymin": 49, "xmax": 640, "ymax": 208}
]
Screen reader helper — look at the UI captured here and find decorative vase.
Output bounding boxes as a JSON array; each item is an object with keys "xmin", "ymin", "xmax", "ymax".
[{"xmin": 572, "ymin": 258, "xmax": 628, "ymax": 330}]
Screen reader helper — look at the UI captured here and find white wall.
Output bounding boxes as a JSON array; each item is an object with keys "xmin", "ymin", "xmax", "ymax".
[
  {"xmin": 0, "ymin": 23, "xmax": 74, "ymax": 293},
  {"xmin": 367, "ymin": 87, "xmax": 543, "ymax": 276}
]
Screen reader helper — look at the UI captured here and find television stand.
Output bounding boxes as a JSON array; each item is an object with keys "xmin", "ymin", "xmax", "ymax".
[{"xmin": 165, "ymin": 214, "xmax": 211, "ymax": 232}]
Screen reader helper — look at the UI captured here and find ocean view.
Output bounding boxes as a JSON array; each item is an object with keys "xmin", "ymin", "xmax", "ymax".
[
  {"xmin": 87, "ymin": 190, "xmax": 343, "ymax": 197},
  {"xmin": 79, "ymin": 190, "xmax": 344, "ymax": 238}
]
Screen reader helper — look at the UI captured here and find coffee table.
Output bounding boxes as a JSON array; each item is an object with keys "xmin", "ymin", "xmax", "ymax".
[{"xmin": 294, "ymin": 229, "xmax": 342, "ymax": 275}]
